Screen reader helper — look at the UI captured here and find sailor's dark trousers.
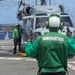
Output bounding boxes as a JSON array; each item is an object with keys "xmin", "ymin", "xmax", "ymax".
[{"xmin": 13, "ymin": 39, "xmax": 21, "ymax": 54}]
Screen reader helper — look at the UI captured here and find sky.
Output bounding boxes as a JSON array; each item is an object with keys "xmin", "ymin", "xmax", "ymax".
[
  {"xmin": 0, "ymin": 0, "xmax": 75, "ymax": 25},
  {"xmin": 0, "ymin": 0, "xmax": 19, "ymax": 24}
]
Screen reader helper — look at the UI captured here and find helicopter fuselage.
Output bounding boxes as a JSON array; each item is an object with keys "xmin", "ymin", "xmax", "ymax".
[{"xmin": 17, "ymin": 0, "xmax": 75, "ymax": 55}]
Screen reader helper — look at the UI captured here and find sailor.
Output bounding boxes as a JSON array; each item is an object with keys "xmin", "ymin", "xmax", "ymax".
[
  {"xmin": 66, "ymin": 27, "xmax": 75, "ymax": 57},
  {"xmin": 25, "ymin": 14, "xmax": 75, "ymax": 75},
  {"xmin": 12, "ymin": 24, "xmax": 22, "ymax": 55}
]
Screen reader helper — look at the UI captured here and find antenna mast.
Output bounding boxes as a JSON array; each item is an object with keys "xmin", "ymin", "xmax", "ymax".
[
  {"xmin": 49, "ymin": 0, "xmax": 51, "ymax": 5},
  {"xmin": 36, "ymin": 0, "xmax": 37, "ymax": 5},
  {"xmin": 41, "ymin": 0, "xmax": 46, "ymax": 5}
]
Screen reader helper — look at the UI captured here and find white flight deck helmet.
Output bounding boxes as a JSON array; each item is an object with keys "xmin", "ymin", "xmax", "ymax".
[
  {"xmin": 15, "ymin": 23, "xmax": 21, "ymax": 27},
  {"xmin": 46, "ymin": 14, "xmax": 63, "ymax": 32}
]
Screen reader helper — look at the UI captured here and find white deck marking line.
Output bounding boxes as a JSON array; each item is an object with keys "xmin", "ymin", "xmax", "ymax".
[
  {"xmin": 68, "ymin": 61, "xmax": 75, "ymax": 64},
  {"xmin": 0, "ymin": 57, "xmax": 23, "ymax": 60},
  {"xmin": 0, "ymin": 57, "xmax": 37, "ymax": 61},
  {"xmin": 68, "ymin": 63, "xmax": 75, "ymax": 71},
  {"xmin": 0, "ymin": 57, "xmax": 75, "ymax": 70}
]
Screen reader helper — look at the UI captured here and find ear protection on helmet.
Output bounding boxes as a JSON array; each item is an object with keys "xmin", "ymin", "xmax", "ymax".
[{"xmin": 45, "ymin": 21, "xmax": 48, "ymax": 29}]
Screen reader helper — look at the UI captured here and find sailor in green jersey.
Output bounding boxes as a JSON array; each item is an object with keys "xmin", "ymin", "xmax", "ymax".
[
  {"xmin": 12, "ymin": 24, "xmax": 22, "ymax": 54},
  {"xmin": 25, "ymin": 14, "xmax": 75, "ymax": 75},
  {"xmin": 66, "ymin": 27, "xmax": 75, "ymax": 56}
]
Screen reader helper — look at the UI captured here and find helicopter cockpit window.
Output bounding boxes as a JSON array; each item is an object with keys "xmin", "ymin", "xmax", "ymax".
[
  {"xmin": 25, "ymin": 18, "xmax": 33, "ymax": 38},
  {"xmin": 61, "ymin": 16, "xmax": 73, "ymax": 27},
  {"xmin": 36, "ymin": 16, "xmax": 73, "ymax": 29},
  {"xmin": 36, "ymin": 17, "xmax": 48, "ymax": 29}
]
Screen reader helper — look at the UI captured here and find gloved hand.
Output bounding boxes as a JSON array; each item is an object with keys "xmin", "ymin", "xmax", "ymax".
[
  {"xmin": 27, "ymin": 37, "xmax": 31, "ymax": 42},
  {"xmin": 27, "ymin": 38, "xmax": 31, "ymax": 42}
]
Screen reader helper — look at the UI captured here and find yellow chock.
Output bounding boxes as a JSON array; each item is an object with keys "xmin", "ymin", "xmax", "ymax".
[{"xmin": 19, "ymin": 52, "xmax": 27, "ymax": 57}]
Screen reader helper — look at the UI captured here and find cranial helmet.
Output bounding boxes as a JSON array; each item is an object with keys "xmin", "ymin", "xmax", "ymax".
[
  {"xmin": 15, "ymin": 23, "xmax": 21, "ymax": 27},
  {"xmin": 46, "ymin": 14, "xmax": 63, "ymax": 32}
]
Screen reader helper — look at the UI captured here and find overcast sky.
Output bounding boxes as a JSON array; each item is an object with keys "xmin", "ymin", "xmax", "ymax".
[{"xmin": 0, "ymin": 0, "xmax": 75, "ymax": 24}]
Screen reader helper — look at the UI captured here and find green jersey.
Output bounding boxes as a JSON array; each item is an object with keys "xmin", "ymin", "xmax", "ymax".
[
  {"xmin": 12, "ymin": 28, "xmax": 21, "ymax": 40},
  {"xmin": 25, "ymin": 32, "xmax": 75, "ymax": 74}
]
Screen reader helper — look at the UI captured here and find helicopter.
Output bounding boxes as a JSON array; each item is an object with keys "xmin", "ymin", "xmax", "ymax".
[{"xmin": 17, "ymin": 0, "xmax": 75, "ymax": 56}]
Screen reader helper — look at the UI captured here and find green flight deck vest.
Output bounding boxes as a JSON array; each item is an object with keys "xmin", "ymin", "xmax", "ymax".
[
  {"xmin": 12, "ymin": 28, "xmax": 21, "ymax": 40},
  {"xmin": 37, "ymin": 32, "xmax": 68, "ymax": 74}
]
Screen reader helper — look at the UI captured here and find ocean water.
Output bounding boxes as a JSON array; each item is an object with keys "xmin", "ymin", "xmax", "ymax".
[{"xmin": 0, "ymin": 32, "xmax": 12, "ymax": 40}]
